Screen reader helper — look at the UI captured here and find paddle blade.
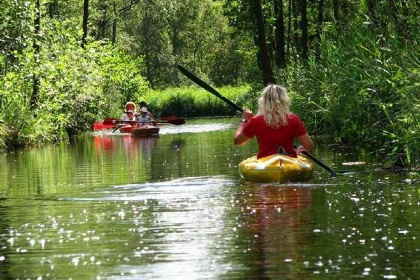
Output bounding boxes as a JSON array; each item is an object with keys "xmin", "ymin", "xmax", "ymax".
[
  {"xmin": 92, "ymin": 122, "xmax": 103, "ymax": 131},
  {"xmin": 102, "ymin": 118, "xmax": 118, "ymax": 125},
  {"xmin": 167, "ymin": 118, "xmax": 185, "ymax": 125},
  {"xmin": 93, "ymin": 119, "xmax": 117, "ymax": 130},
  {"xmin": 158, "ymin": 115, "xmax": 178, "ymax": 121}
]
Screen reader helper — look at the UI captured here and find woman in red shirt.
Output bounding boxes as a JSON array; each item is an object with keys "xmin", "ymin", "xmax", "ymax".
[{"xmin": 234, "ymin": 84, "xmax": 314, "ymax": 159}]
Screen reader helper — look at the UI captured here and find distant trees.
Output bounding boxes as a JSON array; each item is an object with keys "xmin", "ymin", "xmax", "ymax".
[{"xmin": 1, "ymin": 0, "xmax": 418, "ymax": 92}]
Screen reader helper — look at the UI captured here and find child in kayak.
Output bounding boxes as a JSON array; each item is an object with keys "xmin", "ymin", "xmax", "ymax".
[
  {"xmin": 137, "ymin": 107, "xmax": 153, "ymax": 125},
  {"xmin": 234, "ymin": 84, "xmax": 314, "ymax": 159},
  {"xmin": 138, "ymin": 100, "xmax": 155, "ymax": 120},
  {"xmin": 120, "ymin": 102, "xmax": 137, "ymax": 121}
]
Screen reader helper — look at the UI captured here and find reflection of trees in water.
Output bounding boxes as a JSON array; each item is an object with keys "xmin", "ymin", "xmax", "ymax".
[
  {"xmin": 170, "ymin": 139, "xmax": 186, "ymax": 151},
  {"xmin": 149, "ymin": 138, "xmax": 185, "ymax": 181},
  {"xmin": 134, "ymin": 137, "xmax": 159, "ymax": 158},
  {"xmin": 235, "ymin": 186, "xmax": 313, "ymax": 278},
  {"xmin": 0, "ymin": 201, "xmax": 12, "ymax": 279}
]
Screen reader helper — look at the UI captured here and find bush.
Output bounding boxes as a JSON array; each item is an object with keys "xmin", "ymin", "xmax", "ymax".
[
  {"xmin": 285, "ymin": 18, "xmax": 420, "ymax": 166},
  {"xmin": 142, "ymin": 85, "xmax": 250, "ymax": 118}
]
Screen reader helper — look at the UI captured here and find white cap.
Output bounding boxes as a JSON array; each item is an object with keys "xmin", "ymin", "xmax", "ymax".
[{"xmin": 141, "ymin": 107, "xmax": 148, "ymax": 112}]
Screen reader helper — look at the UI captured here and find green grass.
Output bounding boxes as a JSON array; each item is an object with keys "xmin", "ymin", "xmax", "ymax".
[{"xmin": 142, "ymin": 85, "xmax": 251, "ymax": 118}]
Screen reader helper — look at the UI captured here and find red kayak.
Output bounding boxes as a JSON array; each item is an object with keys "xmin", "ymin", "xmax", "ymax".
[
  {"xmin": 92, "ymin": 118, "xmax": 137, "ymax": 133},
  {"xmin": 119, "ymin": 123, "xmax": 137, "ymax": 133},
  {"xmin": 131, "ymin": 125, "xmax": 160, "ymax": 138},
  {"xmin": 92, "ymin": 116, "xmax": 184, "ymax": 134},
  {"xmin": 92, "ymin": 119, "xmax": 116, "ymax": 131}
]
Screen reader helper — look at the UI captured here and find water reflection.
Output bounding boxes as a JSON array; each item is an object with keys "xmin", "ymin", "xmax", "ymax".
[
  {"xmin": 0, "ymin": 119, "xmax": 418, "ymax": 279},
  {"xmin": 93, "ymin": 134, "xmax": 116, "ymax": 151},
  {"xmin": 159, "ymin": 122, "xmax": 234, "ymax": 135},
  {"xmin": 227, "ymin": 184, "xmax": 314, "ymax": 278},
  {"xmin": 60, "ymin": 176, "xmax": 236, "ymax": 279},
  {"xmin": 0, "ymin": 201, "xmax": 12, "ymax": 279}
]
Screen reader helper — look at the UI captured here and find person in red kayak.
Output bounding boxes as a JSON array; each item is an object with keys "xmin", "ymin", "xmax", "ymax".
[
  {"xmin": 136, "ymin": 107, "xmax": 152, "ymax": 125},
  {"xmin": 137, "ymin": 100, "xmax": 155, "ymax": 120},
  {"xmin": 121, "ymin": 110, "xmax": 135, "ymax": 121},
  {"xmin": 234, "ymin": 84, "xmax": 314, "ymax": 159},
  {"xmin": 121, "ymin": 102, "xmax": 137, "ymax": 121}
]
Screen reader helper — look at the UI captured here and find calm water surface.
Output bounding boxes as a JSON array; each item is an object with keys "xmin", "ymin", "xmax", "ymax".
[{"xmin": 0, "ymin": 118, "xmax": 418, "ymax": 279}]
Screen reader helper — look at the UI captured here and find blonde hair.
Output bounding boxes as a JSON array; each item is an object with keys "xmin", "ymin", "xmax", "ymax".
[
  {"xmin": 258, "ymin": 84, "xmax": 291, "ymax": 128},
  {"xmin": 125, "ymin": 102, "xmax": 136, "ymax": 111}
]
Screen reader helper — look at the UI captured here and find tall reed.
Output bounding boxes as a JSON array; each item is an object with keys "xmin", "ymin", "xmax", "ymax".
[{"xmin": 287, "ymin": 11, "xmax": 419, "ymax": 166}]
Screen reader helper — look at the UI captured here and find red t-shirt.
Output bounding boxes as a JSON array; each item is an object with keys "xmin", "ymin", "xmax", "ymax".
[{"xmin": 242, "ymin": 114, "xmax": 307, "ymax": 159}]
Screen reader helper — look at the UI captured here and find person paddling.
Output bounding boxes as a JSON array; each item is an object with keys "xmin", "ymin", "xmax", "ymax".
[
  {"xmin": 121, "ymin": 110, "xmax": 135, "ymax": 121},
  {"xmin": 234, "ymin": 84, "xmax": 314, "ymax": 158},
  {"xmin": 120, "ymin": 102, "xmax": 137, "ymax": 121}
]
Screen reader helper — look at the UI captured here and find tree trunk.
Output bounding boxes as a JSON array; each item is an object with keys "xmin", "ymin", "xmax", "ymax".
[
  {"xmin": 300, "ymin": 0, "xmax": 308, "ymax": 61},
  {"xmin": 142, "ymin": 11, "xmax": 154, "ymax": 89},
  {"xmin": 112, "ymin": 20, "xmax": 117, "ymax": 44},
  {"xmin": 274, "ymin": 0, "xmax": 286, "ymax": 68},
  {"xmin": 333, "ymin": 0, "xmax": 339, "ymax": 22},
  {"xmin": 293, "ymin": 1, "xmax": 299, "ymax": 64},
  {"xmin": 315, "ymin": 0, "xmax": 324, "ymax": 61},
  {"xmin": 48, "ymin": 0, "xmax": 58, "ymax": 18},
  {"xmin": 253, "ymin": 0, "xmax": 275, "ymax": 85},
  {"xmin": 112, "ymin": 3, "xmax": 117, "ymax": 44},
  {"xmin": 31, "ymin": 0, "xmax": 41, "ymax": 110},
  {"xmin": 287, "ymin": 0, "xmax": 292, "ymax": 60},
  {"xmin": 96, "ymin": 4, "xmax": 108, "ymax": 40},
  {"xmin": 82, "ymin": 0, "xmax": 89, "ymax": 48}
]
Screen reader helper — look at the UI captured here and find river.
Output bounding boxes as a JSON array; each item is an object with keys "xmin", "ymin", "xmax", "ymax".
[{"xmin": 0, "ymin": 118, "xmax": 418, "ymax": 279}]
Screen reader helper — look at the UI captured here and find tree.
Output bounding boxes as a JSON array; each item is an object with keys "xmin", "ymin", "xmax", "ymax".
[
  {"xmin": 82, "ymin": 0, "xmax": 89, "ymax": 48},
  {"xmin": 315, "ymin": 0, "xmax": 324, "ymax": 61},
  {"xmin": 252, "ymin": 0, "xmax": 275, "ymax": 85},
  {"xmin": 31, "ymin": 0, "xmax": 41, "ymax": 110},
  {"xmin": 274, "ymin": 0, "xmax": 286, "ymax": 68},
  {"xmin": 300, "ymin": 0, "xmax": 308, "ymax": 61},
  {"xmin": 286, "ymin": 0, "xmax": 292, "ymax": 59}
]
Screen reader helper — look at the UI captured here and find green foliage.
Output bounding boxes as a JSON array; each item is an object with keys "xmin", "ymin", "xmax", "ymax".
[
  {"xmin": 286, "ymin": 10, "xmax": 420, "ymax": 166},
  {"xmin": 119, "ymin": 0, "xmax": 254, "ymax": 88},
  {"xmin": 142, "ymin": 86, "xmax": 250, "ymax": 117},
  {"xmin": 0, "ymin": 2, "xmax": 148, "ymax": 148},
  {"xmin": 0, "ymin": 0, "xmax": 418, "ymax": 167},
  {"xmin": 99, "ymin": 46, "xmax": 149, "ymax": 117}
]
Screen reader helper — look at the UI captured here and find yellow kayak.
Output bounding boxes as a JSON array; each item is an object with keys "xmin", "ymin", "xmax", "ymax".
[{"xmin": 238, "ymin": 154, "xmax": 314, "ymax": 182}]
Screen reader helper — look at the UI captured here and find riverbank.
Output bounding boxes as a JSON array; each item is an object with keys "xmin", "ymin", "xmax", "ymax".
[{"xmin": 0, "ymin": 82, "xmax": 418, "ymax": 168}]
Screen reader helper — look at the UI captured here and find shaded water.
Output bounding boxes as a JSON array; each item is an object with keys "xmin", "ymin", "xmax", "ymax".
[{"xmin": 0, "ymin": 118, "xmax": 418, "ymax": 279}]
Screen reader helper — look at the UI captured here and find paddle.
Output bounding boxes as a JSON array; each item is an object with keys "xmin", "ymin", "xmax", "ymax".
[
  {"xmin": 103, "ymin": 118, "xmax": 185, "ymax": 126},
  {"xmin": 112, "ymin": 124, "xmax": 123, "ymax": 133},
  {"xmin": 116, "ymin": 119, "xmax": 185, "ymax": 125},
  {"xmin": 177, "ymin": 65, "xmax": 243, "ymax": 113},
  {"xmin": 300, "ymin": 151, "xmax": 348, "ymax": 176},
  {"xmin": 177, "ymin": 64, "xmax": 347, "ymax": 176}
]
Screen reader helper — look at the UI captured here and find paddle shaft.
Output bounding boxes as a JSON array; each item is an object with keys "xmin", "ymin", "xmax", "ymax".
[
  {"xmin": 177, "ymin": 64, "xmax": 347, "ymax": 176},
  {"xmin": 116, "ymin": 120, "xmax": 185, "ymax": 125},
  {"xmin": 301, "ymin": 151, "xmax": 338, "ymax": 176},
  {"xmin": 177, "ymin": 65, "xmax": 243, "ymax": 113},
  {"xmin": 103, "ymin": 119, "xmax": 185, "ymax": 126}
]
